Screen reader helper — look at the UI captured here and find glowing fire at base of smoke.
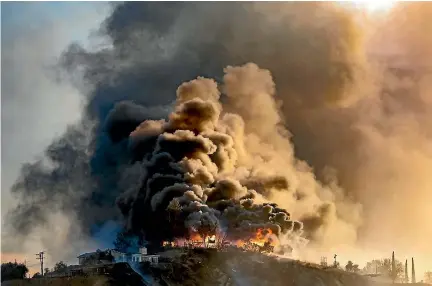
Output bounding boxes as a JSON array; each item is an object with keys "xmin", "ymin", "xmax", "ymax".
[
  {"xmin": 163, "ymin": 228, "xmax": 279, "ymax": 253},
  {"xmin": 235, "ymin": 228, "xmax": 278, "ymax": 248}
]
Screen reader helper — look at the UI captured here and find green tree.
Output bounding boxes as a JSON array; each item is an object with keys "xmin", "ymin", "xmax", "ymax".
[
  {"xmin": 353, "ymin": 265, "xmax": 360, "ymax": 272},
  {"xmin": 1, "ymin": 262, "xmax": 29, "ymax": 282},
  {"xmin": 54, "ymin": 261, "xmax": 68, "ymax": 272},
  {"xmin": 363, "ymin": 259, "xmax": 381, "ymax": 274},
  {"xmin": 345, "ymin": 261, "xmax": 360, "ymax": 272}
]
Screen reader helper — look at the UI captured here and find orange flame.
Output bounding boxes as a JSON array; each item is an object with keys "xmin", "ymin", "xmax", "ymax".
[
  {"xmin": 190, "ymin": 232, "xmax": 203, "ymax": 242},
  {"xmin": 163, "ymin": 228, "xmax": 279, "ymax": 253},
  {"xmin": 162, "ymin": 241, "xmax": 174, "ymax": 247},
  {"xmin": 235, "ymin": 228, "xmax": 278, "ymax": 248},
  {"xmin": 163, "ymin": 232, "xmax": 218, "ymax": 248}
]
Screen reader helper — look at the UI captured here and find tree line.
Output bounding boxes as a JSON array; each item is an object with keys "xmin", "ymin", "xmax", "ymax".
[{"xmin": 1, "ymin": 261, "xmax": 68, "ymax": 282}]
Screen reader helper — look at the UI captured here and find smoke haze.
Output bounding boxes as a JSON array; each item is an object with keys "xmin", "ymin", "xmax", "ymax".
[
  {"xmin": 1, "ymin": 2, "xmax": 110, "ymax": 267},
  {"xmin": 3, "ymin": 1, "xmax": 431, "ymax": 271}
]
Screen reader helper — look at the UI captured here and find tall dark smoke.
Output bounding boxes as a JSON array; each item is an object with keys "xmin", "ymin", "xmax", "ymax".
[
  {"xmin": 15, "ymin": 1, "xmax": 432, "ymax": 261},
  {"xmin": 114, "ymin": 65, "xmax": 306, "ymax": 246}
]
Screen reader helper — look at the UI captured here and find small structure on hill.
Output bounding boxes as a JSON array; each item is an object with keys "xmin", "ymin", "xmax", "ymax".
[
  {"xmin": 320, "ymin": 257, "xmax": 328, "ymax": 267},
  {"xmin": 130, "ymin": 247, "xmax": 159, "ymax": 264},
  {"xmin": 77, "ymin": 249, "xmax": 113, "ymax": 265},
  {"xmin": 77, "ymin": 247, "xmax": 159, "ymax": 266}
]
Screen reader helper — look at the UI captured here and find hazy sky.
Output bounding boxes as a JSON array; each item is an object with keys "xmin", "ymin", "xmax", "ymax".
[{"xmin": 1, "ymin": 2, "xmax": 108, "ymax": 217}]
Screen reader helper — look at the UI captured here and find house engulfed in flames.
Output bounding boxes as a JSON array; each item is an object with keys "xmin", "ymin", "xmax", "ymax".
[{"xmin": 162, "ymin": 228, "xmax": 278, "ymax": 253}]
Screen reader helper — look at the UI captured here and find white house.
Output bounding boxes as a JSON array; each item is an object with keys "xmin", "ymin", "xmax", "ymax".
[
  {"xmin": 131, "ymin": 254, "xmax": 159, "ymax": 264},
  {"xmin": 112, "ymin": 247, "xmax": 159, "ymax": 264},
  {"xmin": 130, "ymin": 247, "xmax": 159, "ymax": 264},
  {"xmin": 78, "ymin": 247, "xmax": 159, "ymax": 265}
]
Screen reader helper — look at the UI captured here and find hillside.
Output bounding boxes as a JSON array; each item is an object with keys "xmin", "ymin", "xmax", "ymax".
[
  {"xmin": 2, "ymin": 277, "xmax": 110, "ymax": 286},
  {"xmin": 143, "ymin": 248, "xmax": 391, "ymax": 286},
  {"xmin": 3, "ymin": 249, "xmax": 431, "ymax": 286},
  {"xmin": 2, "ymin": 262, "xmax": 146, "ymax": 286}
]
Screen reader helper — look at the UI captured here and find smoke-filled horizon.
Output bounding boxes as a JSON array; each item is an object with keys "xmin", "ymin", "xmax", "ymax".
[{"xmin": 3, "ymin": 2, "xmax": 431, "ymax": 268}]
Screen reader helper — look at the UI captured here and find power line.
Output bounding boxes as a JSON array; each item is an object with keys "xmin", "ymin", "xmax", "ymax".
[{"xmin": 35, "ymin": 251, "xmax": 45, "ymax": 276}]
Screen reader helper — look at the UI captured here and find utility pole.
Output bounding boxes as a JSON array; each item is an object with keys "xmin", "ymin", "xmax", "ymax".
[{"xmin": 35, "ymin": 251, "xmax": 45, "ymax": 276}]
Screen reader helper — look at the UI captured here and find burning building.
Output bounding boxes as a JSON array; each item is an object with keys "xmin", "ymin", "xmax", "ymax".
[
  {"xmin": 163, "ymin": 227, "xmax": 278, "ymax": 253},
  {"xmin": 112, "ymin": 64, "xmax": 309, "ymax": 254}
]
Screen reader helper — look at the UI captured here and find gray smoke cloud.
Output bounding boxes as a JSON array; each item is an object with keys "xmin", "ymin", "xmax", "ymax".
[
  {"xmin": 2, "ymin": 2, "xmax": 364, "ymax": 254},
  {"xmin": 114, "ymin": 63, "xmax": 320, "ymax": 246},
  {"xmin": 5, "ymin": 1, "xmax": 432, "ymax": 267},
  {"xmin": 1, "ymin": 2, "xmax": 111, "ymax": 267}
]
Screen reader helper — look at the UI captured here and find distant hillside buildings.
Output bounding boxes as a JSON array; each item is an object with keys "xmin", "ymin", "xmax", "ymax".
[{"xmin": 77, "ymin": 247, "xmax": 159, "ymax": 266}]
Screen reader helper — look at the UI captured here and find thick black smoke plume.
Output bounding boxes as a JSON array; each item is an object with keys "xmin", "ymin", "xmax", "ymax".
[
  {"xmin": 5, "ymin": 2, "xmax": 363, "ymax": 254},
  {"xmin": 113, "ymin": 67, "xmax": 303, "ymax": 245}
]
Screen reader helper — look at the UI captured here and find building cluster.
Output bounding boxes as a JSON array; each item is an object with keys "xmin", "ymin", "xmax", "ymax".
[
  {"xmin": 77, "ymin": 247, "xmax": 159, "ymax": 266},
  {"xmin": 45, "ymin": 247, "xmax": 160, "ymax": 278}
]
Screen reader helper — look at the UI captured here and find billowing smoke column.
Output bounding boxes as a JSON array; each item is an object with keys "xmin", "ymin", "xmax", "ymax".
[
  {"xmin": 112, "ymin": 64, "xmax": 304, "ymax": 245},
  {"xmin": 4, "ymin": 2, "xmax": 367, "ymax": 258},
  {"xmin": 5, "ymin": 1, "xmax": 432, "ymax": 266}
]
